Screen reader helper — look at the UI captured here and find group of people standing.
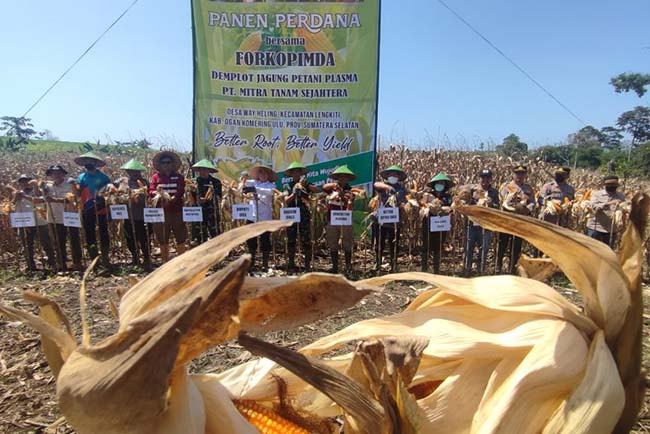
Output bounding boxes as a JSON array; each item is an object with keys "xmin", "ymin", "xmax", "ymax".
[{"xmin": 8, "ymin": 150, "xmax": 628, "ymax": 277}]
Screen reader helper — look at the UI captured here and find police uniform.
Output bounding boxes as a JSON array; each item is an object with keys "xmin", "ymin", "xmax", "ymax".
[
  {"xmin": 539, "ymin": 167, "xmax": 575, "ymax": 226},
  {"xmin": 496, "ymin": 165, "xmax": 535, "ymax": 275},
  {"xmin": 586, "ymin": 175, "xmax": 626, "ymax": 246},
  {"xmin": 464, "ymin": 169, "xmax": 500, "ymax": 275}
]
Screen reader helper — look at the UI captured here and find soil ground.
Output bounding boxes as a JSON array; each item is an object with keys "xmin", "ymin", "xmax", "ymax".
[{"xmin": 1, "ymin": 252, "xmax": 649, "ymax": 434}]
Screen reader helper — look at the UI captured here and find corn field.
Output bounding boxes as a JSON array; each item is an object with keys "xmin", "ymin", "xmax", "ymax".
[{"xmin": 1, "ymin": 146, "xmax": 649, "ymax": 278}]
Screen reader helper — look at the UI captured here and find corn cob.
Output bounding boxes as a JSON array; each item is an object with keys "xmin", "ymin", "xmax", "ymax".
[
  {"xmin": 296, "ymin": 28, "xmax": 336, "ymax": 53},
  {"xmin": 239, "ymin": 31, "xmax": 262, "ymax": 52},
  {"xmin": 233, "ymin": 399, "xmax": 310, "ymax": 434}
]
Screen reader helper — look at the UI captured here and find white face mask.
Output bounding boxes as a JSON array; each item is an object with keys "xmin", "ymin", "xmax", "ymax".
[
  {"xmin": 434, "ymin": 183, "xmax": 445, "ymax": 192},
  {"xmin": 387, "ymin": 176, "xmax": 398, "ymax": 184}
]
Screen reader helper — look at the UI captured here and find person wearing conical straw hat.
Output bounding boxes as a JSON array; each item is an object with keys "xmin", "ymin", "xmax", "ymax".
[
  {"xmin": 43, "ymin": 165, "xmax": 83, "ymax": 272},
  {"xmin": 149, "ymin": 150, "xmax": 187, "ymax": 263},
  {"xmin": 282, "ymin": 161, "xmax": 319, "ymax": 273},
  {"xmin": 322, "ymin": 165, "xmax": 358, "ymax": 275},
  {"xmin": 75, "ymin": 151, "xmax": 111, "ymax": 267},
  {"xmin": 119, "ymin": 158, "xmax": 151, "ymax": 271},
  {"xmin": 190, "ymin": 159, "xmax": 223, "ymax": 246},
  {"xmin": 244, "ymin": 164, "xmax": 278, "ymax": 271},
  {"xmin": 421, "ymin": 172, "xmax": 453, "ymax": 274},
  {"xmin": 373, "ymin": 164, "xmax": 408, "ymax": 273},
  {"xmin": 585, "ymin": 174, "xmax": 625, "ymax": 247},
  {"xmin": 496, "ymin": 164, "xmax": 535, "ymax": 275},
  {"xmin": 13, "ymin": 174, "xmax": 57, "ymax": 272}
]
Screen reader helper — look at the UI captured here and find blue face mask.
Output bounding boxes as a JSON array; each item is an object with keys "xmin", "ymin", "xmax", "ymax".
[{"xmin": 434, "ymin": 183, "xmax": 445, "ymax": 192}]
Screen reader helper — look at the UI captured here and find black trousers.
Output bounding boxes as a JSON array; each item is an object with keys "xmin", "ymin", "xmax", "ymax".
[
  {"xmin": 246, "ymin": 220, "xmax": 271, "ymax": 254},
  {"xmin": 421, "ymin": 222, "xmax": 446, "ymax": 273},
  {"xmin": 496, "ymin": 233, "xmax": 523, "ymax": 274},
  {"xmin": 287, "ymin": 219, "xmax": 311, "ymax": 265},
  {"xmin": 82, "ymin": 209, "xmax": 109, "ymax": 259},
  {"xmin": 124, "ymin": 219, "xmax": 149, "ymax": 262},
  {"xmin": 52, "ymin": 223, "xmax": 82, "ymax": 266},
  {"xmin": 192, "ymin": 205, "xmax": 219, "ymax": 243},
  {"xmin": 376, "ymin": 223, "xmax": 400, "ymax": 269},
  {"xmin": 19, "ymin": 226, "xmax": 56, "ymax": 270}
]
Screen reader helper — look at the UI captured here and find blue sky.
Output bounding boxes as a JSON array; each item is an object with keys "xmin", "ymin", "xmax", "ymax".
[{"xmin": 1, "ymin": 0, "xmax": 648, "ymax": 150}]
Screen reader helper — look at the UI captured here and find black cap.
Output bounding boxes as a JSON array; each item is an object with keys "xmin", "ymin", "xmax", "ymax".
[
  {"xmin": 554, "ymin": 166, "xmax": 571, "ymax": 175},
  {"xmin": 479, "ymin": 169, "xmax": 492, "ymax": 177},
  {"xmin": 45, "ymin": 165, "xmax": 68, "ymax": 176},
  {"xmin": 513, "ymin": 164, "xmax": 527, "ymax": 173}
]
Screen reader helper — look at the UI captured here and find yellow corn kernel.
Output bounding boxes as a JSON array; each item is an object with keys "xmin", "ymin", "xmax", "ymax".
[{"xmin": 233, "ymin": 399, "xmax": 309, "ymax": 434}]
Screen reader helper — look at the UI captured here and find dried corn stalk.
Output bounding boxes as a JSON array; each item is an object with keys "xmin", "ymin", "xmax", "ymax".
[{"xmin": 1, "ymin": 194, "xmax": 648, "ymax": 434}]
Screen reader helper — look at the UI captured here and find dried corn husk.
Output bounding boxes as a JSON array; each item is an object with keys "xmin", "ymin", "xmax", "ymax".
[{"xmin": 0, "ymin": 195, "xmax": 647, "ymax": 433}]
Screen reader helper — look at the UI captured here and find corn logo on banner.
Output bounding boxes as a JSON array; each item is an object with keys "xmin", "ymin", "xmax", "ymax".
[{"xmin": 191, "ymin": 0, "xmax": 380, "ymax": 189}]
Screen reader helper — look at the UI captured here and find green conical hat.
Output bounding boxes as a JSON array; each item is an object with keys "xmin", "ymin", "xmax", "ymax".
[
  {"xmin": 283, "ymin": 161, "xmax": 308, "ymax": 176},
  {"xmin": 427, "ymin": 172, "xmax": 452, "ymax": 187},
  {"xmin": 74, "ymin": 151, "xmax": 106, "ymax": 167},
  {"xmin": 330, "ymin": 165, "xmax": 357, "ymax": 181},
  {"xmin": 120, "ymin": 158, "xmax": 146, "ymax": 171},
  {"xmin": 192, "ymin": 159, "xmax": 218, "ymax": 172},
  {"xmin": 380, "ymin": 165, "xmax": 407, "ymax": 181}
]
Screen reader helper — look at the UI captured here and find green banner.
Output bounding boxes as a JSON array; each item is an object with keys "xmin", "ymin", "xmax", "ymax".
[{"xmin": 191, "ymin": 0, "xmax": 380, "ymax": 189}]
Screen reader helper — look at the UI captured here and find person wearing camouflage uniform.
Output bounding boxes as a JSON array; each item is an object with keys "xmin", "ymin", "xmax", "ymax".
[
  {"xmin": 538, "ymin": 166, "xmax": 575, "ymax": 226},
  {"xmin": 496, "ymin": 164, "xmax": 535, "ymax": 275},
  {"xmin": 282, "ymin": 162, "xmax": 319, "ymax": 273}
]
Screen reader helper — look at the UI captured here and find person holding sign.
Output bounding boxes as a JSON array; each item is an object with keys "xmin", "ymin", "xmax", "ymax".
[
  {"xmin": 322, "ymin": 165, "xmax": 358, "ymax": 275},
  {"xmin": 282, "ymin": 161, "xmax": 319, "ymax": 273},
  {"xmin": 149, "ymin": 151, "xmax": 187, "ymax": 263},
  {"xmin": 119, "ymin": 159, "xmax": 151, "ymax": 271},
  {"xmin": 244, "ymin": 165, "xmax": 277, "ymax": 271},
  {"xmin": 75, "ymin": 152, "xmax": 111, "ymax": 267},
  {"xmin": 373, "ymin": 165, "xmax": 408, "ymax": 273},
  {"xmin": 463, "ymin": 168, "xmax": 500, "ymax": 276},
  {"xmin": 421, "ymin": 173, "xmax": 454, "ymax": 274},
  {"xmin": 190, "ymin": 159, "xmax": 223, "ymax": 245},
  {"xmin": 44, "ymin": 165, "xmax": 83, "ymax": 271},
  {"xmin": 496, "ymin": 164, "xmax": 536, "ymax": 275},
  {"xmin": 13, "ymin": 174, "xmax": 57, "ymax": 272}
]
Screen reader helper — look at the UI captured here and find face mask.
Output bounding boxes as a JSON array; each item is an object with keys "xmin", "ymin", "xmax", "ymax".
[
  {"xmin": 434, "ymin": 183, "xmax": 445, "ymax": 192},
  {"xmin": 387, "ymin": 176, "xmax": 398, "ymax": 184},
  {"xmin": 605, "ymin": 186, "xmax": 617, "ymax": 194},
  {"xmin": 554, "ymin": 174, "xmax": 565, "ymax": 183},
  {"xmin": 85, "ymin": 164, "xmax": 96, "ymax": 171}
]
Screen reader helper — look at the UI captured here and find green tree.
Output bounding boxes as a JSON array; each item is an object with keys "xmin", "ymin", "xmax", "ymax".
[
  {"xmin": 610, "ymin": 73, "xmax": 650, "ymax": 98},
  {"xmin": 532, "ymin": 144, "xmax": 574, "ymax": 165},
  {"xmin": 617, "ymin": 106, "xmax": 650, "ymax": 146},
  {"xmin": 631, "ymin": 141, "xmax": 650, "ymax": 176},
  {"xmin": 0, "ymin": 116, "xmax": 38, "ymax": 151},
  {"xmin": 600, "ymin": 126, "xmax": 623, "ymax": 150},
  {"xmin": 567, "ymin": 125, "xmax": 604, "ymax": 148},
  {"xmin": 496, "ymin": 133, "xmax": 528, "ymax": 160},
  {"xmin": 575, "ymin": 146, "xmax": 603, "ymax": 169}
]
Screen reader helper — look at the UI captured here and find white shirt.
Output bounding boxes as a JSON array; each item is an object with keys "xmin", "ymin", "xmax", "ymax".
[
  {"xmin": 44, "ymin": 181, "xmax": 73, "ymax": 224},
  {"xmin": 15, "ymin": 190, "xmax": 48, "ymax": 226},
  {"xmin": 249, "ymin": 180, "xmax": 275, "ymax": 222}
]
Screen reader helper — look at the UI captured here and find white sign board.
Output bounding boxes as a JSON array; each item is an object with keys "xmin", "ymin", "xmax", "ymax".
[
  {"xmin": 280, "ymin": 207, "xmax": 301, "ymax": 223},
  {"xmin": 63, "ymin": 212, "xmax": 81, "ymax": 228},
  {"xmin": 378, "ymin": 207, "xmax": 399, "ymax": 225},
  {"xmin": 430, "ymin": 215, "xmax": 451, "ymax": 232},
  {"xmin": 10, "ymin": 212, "xmax": 36, "ymax": 228},
  {"xmin": 144, "ymin": 208, "xmax": 165, "ymax": 223},
  {"xmin": 183, "ymin": 207, "xmax": 203, "ymax": 222},
  {"xmin": 110, "ymin": 204, "xmax": 129, "ymax": 220},
  {"xmin": 330, "ymin": 210, "xmax": 352, "ymax": 226},
  {"xmin": 233, "ymin": 204, "xmax": 253, "ymax": 221}
]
